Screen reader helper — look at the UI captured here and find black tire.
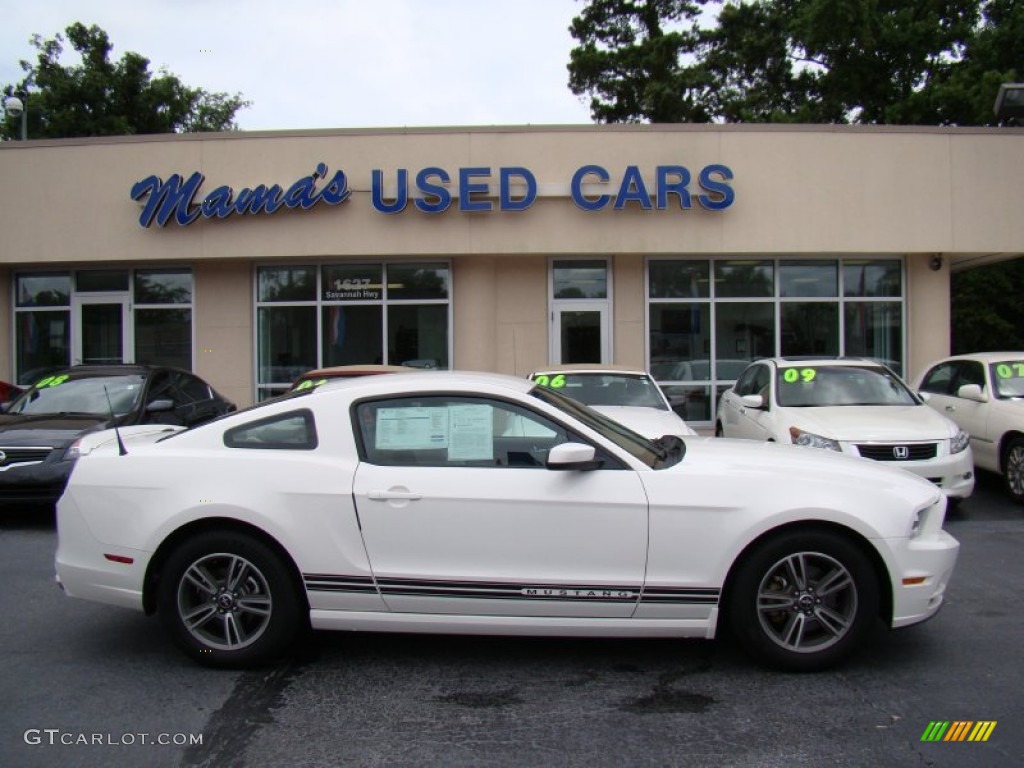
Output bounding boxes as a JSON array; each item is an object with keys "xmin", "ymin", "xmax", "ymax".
[
  {"xmin": 1003, "ymin": 437, "xmax": 1024, "ymax": 504},
  {"xmin": 715, "ymin": 422, "xmax": 724, "ymax": 438},
  {"xmin": 158, "ymin": 531, "xmax": 306, "ymax": 668},
  {"xmin": 727, "ymin": 530, "xmax": 879, "ymax": 672}
]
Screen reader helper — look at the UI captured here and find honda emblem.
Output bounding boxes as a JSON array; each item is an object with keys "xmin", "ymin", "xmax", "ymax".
[{"xmin": 893, "ymin": 446, "xmax": 910, "ymax": 460}]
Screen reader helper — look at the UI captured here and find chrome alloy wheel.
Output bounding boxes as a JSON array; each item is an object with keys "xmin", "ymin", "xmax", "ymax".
[
  {"xmin": 176, "ymin": 553, "xmax": 273, "ymax": 651},
  {"xmin": 756, "ymin": 551, "xmax": 858, "ymax": 654}
]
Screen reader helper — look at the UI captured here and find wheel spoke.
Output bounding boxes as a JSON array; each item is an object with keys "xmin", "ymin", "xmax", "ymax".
[
  {"xmin": 815, "ymin": 566, "xmax": 853, "ymax": 598},
  {"xmin": 226, "ymin": 556, "xmax": 251, "ymax": 592},
  {"xmin": 784, "ymin": 554, "xmax": 808, "ymax": 591},
  {"xmin": 184, "ymin": 564, "xmax": 220, "ymax": 596},
  {"xmin": 236, "ymin": 596, "xmax": 272, "ymax": 616},
  {"xmin": 814, "ymin": 604, "xmax": 852, "ymax": 638},
  {"xmin": 758, "ymin": 589, "xmax": 795, "ymax": 611},
  {"xmin": 222, "ymin": 612, "xmax": 244, "ymax": 647},
  {"xmin": 182, "ymin": 603, "xmax": 218, "ymax": 632},
  {"xmin": 780, "ymin": 612, "xmax": 807, "ymax": 649}
]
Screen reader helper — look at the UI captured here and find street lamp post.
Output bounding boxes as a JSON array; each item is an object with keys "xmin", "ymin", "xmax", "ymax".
[{"xmin": 2, "ymin": 90, "xmax": 28, "ymax": 140}]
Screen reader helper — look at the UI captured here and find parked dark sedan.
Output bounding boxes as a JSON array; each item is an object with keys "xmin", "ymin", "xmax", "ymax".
[{"xmin": 0, "ymin": 365, "xmax": 235, "ymax": 510}]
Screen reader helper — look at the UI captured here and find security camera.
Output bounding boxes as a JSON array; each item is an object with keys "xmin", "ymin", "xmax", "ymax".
[{"xmin": 3, "ymin": 96, "xmax": 24, "ymax": 118}]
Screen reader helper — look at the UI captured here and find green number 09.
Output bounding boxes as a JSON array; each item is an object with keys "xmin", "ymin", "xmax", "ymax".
[{"xmin": 782, "ymin": 368, "xmax": 816, "ymax": 384}]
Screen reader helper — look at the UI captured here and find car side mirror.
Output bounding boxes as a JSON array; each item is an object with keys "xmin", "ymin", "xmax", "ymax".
[
  {"xmin": 956, "ymin": 384, "xmax": 988, "ymax": 403},
  {"xmin": 146, "ymin": 398, "xmax": 175, "ymax": 413},
  {"xmin": 546, "ymin": 442, "xmax": 602, "ymax": 471},
  {"xmin": 740, "ymin": 394, "xmax": 765, "ymax": 409}
]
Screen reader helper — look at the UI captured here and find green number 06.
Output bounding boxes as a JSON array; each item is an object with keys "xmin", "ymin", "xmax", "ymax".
[{"xmin": 534, "ymin": 374, "xmax": 566, "ymax": 388}]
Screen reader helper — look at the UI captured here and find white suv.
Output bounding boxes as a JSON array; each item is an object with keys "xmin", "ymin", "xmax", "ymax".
[{"xmin": 717, "ymin": 357, "xmax": 974, "ymax": 500}]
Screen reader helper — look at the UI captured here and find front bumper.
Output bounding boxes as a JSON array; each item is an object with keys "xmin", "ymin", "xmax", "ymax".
[
  {"xmin": 889, "ymin": 529, "xmax": 960, "ymax": 628},
  {"xmin": 842, "ymin": 444, "xmax": 975, "ymax": 500},
  {"xmin": 0, "ymin": 457, "xmax": 72, "ymax": 509}
]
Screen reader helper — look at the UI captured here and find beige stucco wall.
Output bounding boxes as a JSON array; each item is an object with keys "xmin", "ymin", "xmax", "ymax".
[
  {"xmin": 0, "ymin": 269, "xmax": 10, "ymax": 384},
  {"xmin": 193, "ymin": 261, "xmax": 252, "ymax": 408},
  {"xmin": 906, "ymin": 254, "xmax": 952, "ymax": 382}
]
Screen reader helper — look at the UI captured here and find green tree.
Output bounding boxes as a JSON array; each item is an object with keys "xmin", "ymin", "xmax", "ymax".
[
  {"xmin": 567, "ymin": 0, "xmax": 1021, "ymax": 125},
  {"xmin": 2, "ymin": 22, "xmax": 250, "ymax": 139},
  {"xmin": 951, "ymin": 258, "xmax": 1024, "ymax": 353}
]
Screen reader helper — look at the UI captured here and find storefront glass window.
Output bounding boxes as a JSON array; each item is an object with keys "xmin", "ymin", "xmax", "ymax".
[
  {"xmin": 16, "ymin": 274, "xmax": 71, "ymax": 307},
  {"xmin": 649, "ymin": 261, "xmax": 710, "ymax": 299},
  {"xmin": 258, "ymin": 266, "xmax": 316, "ymax": 302},
  {"xmin": 16, "ymin": 311, "xmax": 70, "ymax": 383},
  {"xmin": 256, "ymin": 262, "xmax": 451, "ymax": 398},
  {"xmin": 714, "ymin": 260, "xmax": 774, "ymax": 298},
  {"xmin": 844, "ymin": 302, "xmax": 903, "ymax": 374},
  {"xmin": 843, "ymin": 260, "xmax": 901, "ymax": 297},
  {"xmin": 780, "ymin": 260, "xmax": 838, "ymax": 297},
  {"xmin": 135, "ymin": 309, "xmax": 191, "ymax": 369},
  {"xmin": 781, "ymin": 303, "xmax": 840, "ymax": 357},
  {"xmin": 76, "ymin": 269, "xmax": 130, "ymax": 292},
  {"xmin": 648, "ymin": 257, "xmax": 905, "ymax": 425},
  {"xmin": 387, "ymin": 264, "xmax": 449, "ymax": 300},
  {"xmin": 553, "ymin": 260, "xmax": 607, "ymax": 299},
  {"xmin": 134, "ymin": 269, "xmax": 193, "ymax": 304},
  {"xmin": 258, "ymin": 306, "xmax": 317, "ymax": 386},
  {"xmin": 322, "ymin": 305, "xmax": 383, "ymax": 366},
  {"xmin": 388, "ymin": 304, "xmax": 449, "ymax": 369}
]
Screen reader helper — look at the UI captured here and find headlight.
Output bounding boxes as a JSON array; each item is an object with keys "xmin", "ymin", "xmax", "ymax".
[
  {"xmin": 61, "ymin": 438, "xmax": 89, "ymax": 461},
  {"xmin": 788, "ymin": 427, "xmax": 841, "ymax": 451},
  {"xmin": 950, "ymin": 429, "xmax": 970, "ymax": 455}
]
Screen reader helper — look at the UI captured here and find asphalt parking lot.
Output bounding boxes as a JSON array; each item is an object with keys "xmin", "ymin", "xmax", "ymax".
[{"xmin": 1, "ymin": 470, "xmax": 1020, "ymax": 768}]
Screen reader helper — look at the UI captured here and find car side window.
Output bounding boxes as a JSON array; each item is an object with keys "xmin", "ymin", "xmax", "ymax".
[
  {"xmin": 920, "ymin": 363, "xmax": 955, "ymax": 395},
  {"xmin": 224, "ymin": 409, "xmax": 318, "ymax": 450},
  {"xmin": 956, "ymin": 361, "xmax": 985, "ymax": 392},
  {"xmin": 354, "ymin": 396, "xmax": 612, "ymax": 469},
  {"xmin": 733, "ymin": 366, "xmax": 760, "ymax": 396},
  {"xmin": 177, "ymin": 374, "xmax": 213, "ymax": 403}
]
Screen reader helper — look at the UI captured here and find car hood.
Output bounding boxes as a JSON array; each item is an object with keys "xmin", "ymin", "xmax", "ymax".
[
  {"xmin": 0, "ymin": 414, "xmax": 111, "ymax": 447},
  {"xmin": 785, "ymin": 405, "xmax": 957, "ymax": 441},
  {"xmin": 672, "ymin": 436, "xmax": 941, "ymax": 513},
  {"xmin": 590, "ymin": 406, "xmax": 697, "ymax": 437}
]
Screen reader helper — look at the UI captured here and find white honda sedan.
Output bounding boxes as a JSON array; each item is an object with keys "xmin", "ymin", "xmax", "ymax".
[
  {"xmin": 914, "ymin": 352, "xmax": 1024, "ymax": 504},
  {"xmin": 716, "ymin": 358, "xmax": 975, "ymax": 501},
  {"xmin": 57, "ymin": 371, "xmax": 958, "ymax": 672}
]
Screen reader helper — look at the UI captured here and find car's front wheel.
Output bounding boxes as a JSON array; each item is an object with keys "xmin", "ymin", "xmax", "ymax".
[
  {"xmin": 727, "ymin": 530, "xmax": 879, "ymax": 672},
  {"xmin": 1003, "ymin": 437, "xmax": 1024, "ymax": 504},
  {"xmin": 157, "ymin": 531, "xmax": 305, "ymax": 668}
]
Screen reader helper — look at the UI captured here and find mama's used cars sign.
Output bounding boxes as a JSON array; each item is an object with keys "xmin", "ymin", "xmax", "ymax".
[{"xmin": 130, "ymin": 162, "xmax": 734, "ymax": 228}]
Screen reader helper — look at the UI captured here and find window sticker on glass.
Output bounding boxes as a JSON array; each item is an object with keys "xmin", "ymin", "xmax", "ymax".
[
  {"xmin": 781, "ymin": 368, "xmax": 817, "ymax": 384},
  {"xmin": 294, "ymin": 378, "xmax": 328, "ymax": 391},
  {"xmin": 995, "ymin": 363, "xmax": 1024, "ymax": 379},
  {"xmin": 376, "ymin": 407, "xmax": 448, "ymax": 450},
  {"xmin": 447, "ymin": 404, "xmax": 494, "ymax": 461},
  {"xmin": 533, "ymin": 374, "xmax": 566, "ymax": 388},
  {"xmin": 35, "ymin": 374, "xmax": 70, "ymax": 388}
]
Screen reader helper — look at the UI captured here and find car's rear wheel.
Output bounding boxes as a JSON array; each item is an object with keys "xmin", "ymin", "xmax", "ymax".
[
  {"xmin": 1003, "ymin": 437, "xmax": 1024, "ymax": 504},
  {"xmin": 728, "ymin": 530, "xmax": 879, "ymax": 671},
  {"xmin": 158, "ymin": 531, "xmax": 305, "ymax": 668},
  {"xmin": 715, "ymin": 421, "xmax": 724, "ymax": 437}
]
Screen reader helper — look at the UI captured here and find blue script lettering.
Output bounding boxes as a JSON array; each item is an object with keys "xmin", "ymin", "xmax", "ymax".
[{"xmin": 130, "ymin": 163, "xmax": 351, "ymax": 227}]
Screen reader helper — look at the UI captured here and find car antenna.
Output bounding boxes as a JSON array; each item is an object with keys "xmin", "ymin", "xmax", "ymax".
[{"xmin": 102, "ymin": 385, "xmax": 128, "ymax": 456}]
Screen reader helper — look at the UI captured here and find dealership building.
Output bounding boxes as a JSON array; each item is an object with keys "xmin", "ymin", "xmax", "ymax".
[{"xmin": 1, "ymin": 123, "xmax": 1022, "ymax": 427}]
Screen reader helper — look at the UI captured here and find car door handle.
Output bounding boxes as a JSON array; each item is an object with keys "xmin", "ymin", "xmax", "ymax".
[
  {"xmin": 945, "ymin": 405, "xmax": 956, "ymax": 412},
  {"xmin": 367, "ymin": 490, "xmax": 422, "ymax": 501}
]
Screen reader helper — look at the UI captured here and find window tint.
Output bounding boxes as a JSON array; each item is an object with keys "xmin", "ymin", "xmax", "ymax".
[
  {"xmin": 920, "ymin": 364, "xmax": 955, "ymax": 395},
  {"xmin": 355, "ymin": 396, "xmax": 582, "ymax": 468},
  {"xmin": 224, "ymin": 410, "xmax": 318, "ymax": 450}
]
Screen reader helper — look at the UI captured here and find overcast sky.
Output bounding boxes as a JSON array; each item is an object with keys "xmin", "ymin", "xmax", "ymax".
[{"xmin": 1, "ymin": 0, "xmax": 595, "ymax": 131}]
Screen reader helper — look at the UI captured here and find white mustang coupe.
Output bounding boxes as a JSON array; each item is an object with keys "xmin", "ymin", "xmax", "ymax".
[{"xmin": 56, "ymin": 372, "xmax": 959, "ymax": 672}]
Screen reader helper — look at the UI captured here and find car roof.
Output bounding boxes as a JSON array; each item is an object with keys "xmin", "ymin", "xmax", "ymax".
[
  {"xmin": 530, "ymin": 364, "xmax": 649, "ymax": 376},
  {"xmin": 935, "ymin": 351, "xmax": 1024, "ymax": 363},
  {"xmin": 762, "ymin": 356, "xmax": 888, "ymax": 368},
  {"xmin": 295, "ymin": 364, "xmax": 416, "ymax": 379},
  {"xmin": 34, "ymin": 364, "xmax": 167, "ymax": 379},
  {"xmin": 313, "ymin": 369, "xmax": 536, "ymax": 398}
]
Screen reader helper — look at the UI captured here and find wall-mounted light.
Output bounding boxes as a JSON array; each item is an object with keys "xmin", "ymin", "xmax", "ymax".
[{"xmin": 929, "ymin": 255, "xmax": 943, "ymax": 272}]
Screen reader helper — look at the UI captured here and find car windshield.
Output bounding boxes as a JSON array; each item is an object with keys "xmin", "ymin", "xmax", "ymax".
[
  {"xmin": 6, "ymin": 374, "xmax": 146, "ymax": 416},
  {"xmin": 775, "ymin": 365, "xmax": 918, "ymax": 407},
  {"xmin": 990, "ymin": 361, "xmax": 1024, "ymax": 398},
  {"xmin": 531, "ymin": 385, "xmax": 682, "ymax": 469},
  {"xmin": 531, "ymin": 372, "xmax": 668, "ymax": 410}
]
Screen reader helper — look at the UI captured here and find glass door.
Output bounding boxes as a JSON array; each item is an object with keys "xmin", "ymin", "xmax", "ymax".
[
  {"xmin": 73, "ymin": 295, "xmax": 131, "ymax": 365},
  {"xmin": 552, "ymin": 304, "xmax": 610, "ymax": 364}
]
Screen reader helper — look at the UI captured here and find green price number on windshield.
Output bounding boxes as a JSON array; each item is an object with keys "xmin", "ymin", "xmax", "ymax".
[
  {"xmin": 782, "ymin": 368, "xmax": 817, "ymax": 384},
  {"xmin": 35, "ymin": 374, "xmax": 69, "ymax": 388},
  {"xmin": 294, "ymin": 378, "xmax": 328, "ymax": 391},
  {"xmin": 996, "ymin": 363, "xmax": 1024, "ymax": 379},
  {"xmin": 533, "ymin": 374, "xmax": 566, "ymax": 388}
]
